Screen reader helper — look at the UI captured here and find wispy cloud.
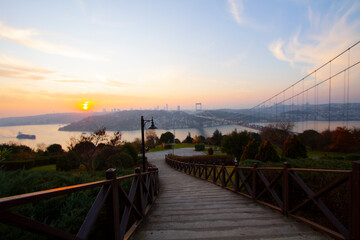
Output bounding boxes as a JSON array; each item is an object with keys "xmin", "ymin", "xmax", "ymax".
[
  {"xmin": 0, "ymin": 21, "xmax": 107, "ymax": 61},
  {"xmin": 0, "ymin": 55, "xmax": 54, "ymax": 74},
  {"xmin": 268, "ymin": 3, "xmax": 360, "ymax": 68},
  {"xmin": 53, "ymin": 79, "xmax": 91, "ymax": 83},
  {"xmin": 0, "ymin": 69, "xmax": 46, "ymax": 80},
  {"xmin": 227, "ymin": 0, "xmax": 243, "ymax": 25},
  {"xmin": 0, "ymin": 55, "xmax": 54, "ymax": 80}
]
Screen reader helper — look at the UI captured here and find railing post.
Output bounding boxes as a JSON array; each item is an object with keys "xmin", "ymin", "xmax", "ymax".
[
  {"xmin": 135, "ymin": 167, "xmax": 145, "ymax": 217},
  {"xmin": 213, "ymin": 164, "xmax": 216, "ymax": 184},
  {"xmin": 204, "ymin": 164, "xmax": 208, "ymax": 180},
  {"xmin": 252, "ymin": 163, "xmax": 258, "ymax": 200},
  {"xmin": 221, "ymin": 163, "xmax": 226, "ymax": 187},
  {"xmin": 283, "ymin": 162, "xmax": 290, "ymax": 215},
  {"xmin": 351, "ymin": 161, "xmax": 360, "ymax": 240},
  {"xmin": 235, "ymin": 163, "xmax": 239, "ymax": 192},
  {"xmin": 106, "ymin": 168, "xmax": 120, "ymax": 240}
]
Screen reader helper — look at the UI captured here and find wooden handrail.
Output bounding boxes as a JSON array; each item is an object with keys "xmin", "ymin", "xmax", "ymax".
[
  {"xmin": 0, "ymin": 167, "xmax": 159, "ymax": 240},
  {"xmin": 166, "ymin": 155, "xmax": 359, "ymax": 240}
]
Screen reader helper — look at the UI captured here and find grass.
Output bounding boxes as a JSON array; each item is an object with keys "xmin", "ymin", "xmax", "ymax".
[
  {"xmin": 29, "ymin": 164, "xmax": 56, "ymax": 171},
  {"xmin": 149, "ymin": 143, "xmax": 197, "ymax": 152}
]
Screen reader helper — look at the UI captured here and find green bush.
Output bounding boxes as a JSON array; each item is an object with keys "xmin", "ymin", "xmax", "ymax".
[
  {"xmin": 195, "ymin": 144, "xmax": 205, "ymax": 151},
  {"xmin": 221, "ymin": 130, "xmax": 251, "ymax": 160},
  {"xmin": 239, "ymin": 159, "xmax": 265, "ymax": 167},
  {"xmin": 56, "ymin": 152, "xmax": 80, "ymax": 171},
  {"xmin": 344, "ymin": 154, "xmax": 360, "ymax": 161},
  {"xmin": 282, "ymin": 135, "xmax": 307, "ymax": 159},
  {"xmin": 118, "ymin": 152, "xmax": 135, "ymax": 169},
  {"xmin": 255, "ymin": 140, "xmax": 280, "ymax": 162},
  {"xmin": 120, "ymin": 143, "xmax": 138, "ymax": 164},
  {"xmin": 164, "ymin": 144, "xmax": 173, "ymax": 149},
  {"xmin": 207, "ymin": 147, "xmax": 214, "ymax": 155},
  {"xmin": 2, "ymin": 156, "xmax": 59, "ymax": 170},
  {"xmin": 167, "ymin": 154, "xmax": 235, "ymax": 165},
  {"xmin": 240, "ymin": 139, "xmax": 259, "ymax": 162}
]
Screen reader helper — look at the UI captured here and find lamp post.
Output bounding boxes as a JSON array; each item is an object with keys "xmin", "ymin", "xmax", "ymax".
[{"xmin": 141, "ymin": 116, "xmax": 157, "ymax": 172}]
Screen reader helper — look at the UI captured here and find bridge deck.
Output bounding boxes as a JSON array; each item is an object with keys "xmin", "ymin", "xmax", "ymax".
[{"xmin": 131, "ymin": 148, "xmax": 330, "ymax": 240}]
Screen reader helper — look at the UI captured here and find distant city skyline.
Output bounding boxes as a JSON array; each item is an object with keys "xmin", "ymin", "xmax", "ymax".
[{"xmin": 0, "ymin": 0, "xmax": 359, "ymax": 118}]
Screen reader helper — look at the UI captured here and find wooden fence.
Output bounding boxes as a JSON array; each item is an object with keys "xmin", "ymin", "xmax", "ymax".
[
  {"xmin": 166, "ymin": 155, "xmax": 360, "ymax": 240},
  {"xmin": 0, "ymin": 167, "xmax": 159, "ymax": 240}
]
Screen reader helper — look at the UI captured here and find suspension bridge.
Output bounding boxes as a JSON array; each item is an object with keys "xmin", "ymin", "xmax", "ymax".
[{"xmin": 196, "ymin": 41, "xmax": 360, "ymax": 133}]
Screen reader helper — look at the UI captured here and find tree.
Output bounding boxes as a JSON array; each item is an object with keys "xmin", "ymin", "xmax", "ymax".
[
  {"xmin": 221, "ymin": 130, "xmax": 251, "ymax": 160},
  {"xmin": 255, "ymin": 140, "xmax": 280, "ymax": 162},
  {"xmin": 146, "ymin": 130, "xmax": 159, "ymax": 148},
  {"xmin": 282, "ymin": 135, "xmax": 307, "ymax": 158},
  {"xmin": 298, "ymin": 130, "xmax": 322, "ymax": 150},
  {"xmin": 210, "ymin": 129, "xmax": 223, "ymax": 145},
  {"xmin": 193, "ymin": 135, "xmax": 199, "ymax": 144},
  {"xmin": 159, "ymin": 131, "xmax": 174, "ymax": 144},
  {"xmin": 182, "ymin": 132, "xmax": 193, "ymax": 143},
  {"xmin": 240, "ymin": 139, "xmax": 259, "ymax": 162},
  {"xmin": 330, "ymin": 127, "xmax": 356, "ymax": 153},
  {"xmin": 46, "ymin": 144, "xmax": 64, "ymax": 155},
  {"xmin": 260, "ymin": 120, "xmax": 294, "ymax": 146}
]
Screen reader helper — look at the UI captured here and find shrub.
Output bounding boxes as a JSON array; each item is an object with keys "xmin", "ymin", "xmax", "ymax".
[
  {"xmin": 120, "ymin": 143, "xmax": 138, "ymax": 164},
  {"xmin": 298, "ymin": 130, "xmax": 323, "ymax": 150},
  {"xmin": 118, "ymin": 152, "xmax": 135, "ymax": 169},
  {"xmin": 221, "ymin": 130, "xmax": 251, "ymax": 160},
  {"xmin": 255, "ymin": 140, "xmax": 280, "ymax": 162},
  {"xmin": 164, "ymin": 144, "xmax": 173, "ymax": 149},
  {"xmin": 56, "ymin": 152, "xmax": 80, "ymax": 171},
  {"xmin": 207, "ymin": 147, "xmax": 214, "ymax": 155},
  {"xmin": 195, "ymin": 144, "xmax": 205, "ymax": 151},
  {"xmin": 344, "ymin": 154, "xmax": 360, "ymax": 161},
  {"xmin": 282, "ymin": 135, "xmax": 307, "ymax": 159},
  {"xmin": 167, "ymin": 154, "xmax": 235, "ymax": 165},
  {"xmin": 239, "ymin": 159, "xmax": 265, "ymax": 167},
  {"xmin": 182, "ymin": 132, "xmax": 193, "ymax": 143},
  {"xmin": 240, "ymin": 139, "xmax": 259, "ymax": 162},
  {"xmin": 159, "ymin": 131, "xmax": 174, "ymax": 144}
]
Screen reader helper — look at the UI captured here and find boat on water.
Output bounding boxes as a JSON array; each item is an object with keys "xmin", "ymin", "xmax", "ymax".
[{"xmin": 16, "ymin": 132, "xmax": 36, "ymax": 139}]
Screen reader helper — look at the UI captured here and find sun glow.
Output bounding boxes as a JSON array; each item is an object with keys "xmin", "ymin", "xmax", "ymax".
[{"xmin": 82, "ymin": 101, "xmax": 89, "ymax": 111}]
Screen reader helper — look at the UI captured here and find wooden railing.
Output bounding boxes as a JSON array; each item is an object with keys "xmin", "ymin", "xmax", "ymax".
[
  {"xmin": 0, "ymin": 167, "xmax": 159, "ymax": 240},
  {"xmin": 166, "ymin": 155, "xmax": 360, "ymax": 240}
]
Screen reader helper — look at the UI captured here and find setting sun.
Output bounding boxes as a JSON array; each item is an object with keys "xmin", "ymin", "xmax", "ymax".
[{"xmin": 80, "ymin": 101, "xmax": 92, "ymax": 111}]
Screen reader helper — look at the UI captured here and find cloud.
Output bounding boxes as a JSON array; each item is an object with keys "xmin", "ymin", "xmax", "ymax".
[
  {"xmin": 227, "ymin": 0, "xmax": 243, "ymax": 25},
  {"xmin": 0, "ymin": 55, "xmax": 54, "ymax": 80},
  {"xmin": 0, "ymin": 69, "xmax": 46, "ymax": 80},
  {"xmin": 0, "ymin": 21, "xmax": 107, "ymax": 61},
  {"xmin": 0, "ymin": 55, "xmax": 54, "ymax": 74},
  {"xmin": 268, "ymin": 3, "xmax": 360, "ymax": 68},
  {"xmin": 53, "ymin": 79, "xmax": 92, "ymax": 83}
]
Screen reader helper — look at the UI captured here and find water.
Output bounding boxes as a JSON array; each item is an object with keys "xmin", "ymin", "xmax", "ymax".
[{"xmin": 0, "ymin": 121, "xmax": 359, "ymax": 150}]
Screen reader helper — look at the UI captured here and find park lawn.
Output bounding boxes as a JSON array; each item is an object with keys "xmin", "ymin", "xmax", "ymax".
[
  {"xmin": 29, "ymin": 164, "xmax": 56, "ymax": 171},
  {"xmin": 149, "ymin": 143, "xmax": 203, "ymax": 152}
]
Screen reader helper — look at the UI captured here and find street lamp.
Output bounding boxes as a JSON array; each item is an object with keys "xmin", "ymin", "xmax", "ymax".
[{"xmin": 141, "ymin": 116, "xmax": 157, "ymax": 172}]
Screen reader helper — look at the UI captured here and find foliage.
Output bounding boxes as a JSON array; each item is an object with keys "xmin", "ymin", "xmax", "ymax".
[
  {"xmin": 329, "ymin": 127, "xmax": 358, "ymax": 153},
  {"xmin": 56, "ymin": 152, "xmax": 80, "ymax": 171},
  {"xmin": 167, "ymin": 154, "xmax": 235, "ymax": 165},
  {"xmin": 194, "ymin": 144, "xmax": 205, "ymax": 151},
  {"xmin": 46, "ymin": 144, "xmax": 64, "ymax": 155},
  {"xmin": 209, "ymin": 129, "xmax": 223, "ymax": 146},
  {"xmin": 298, "ymin": 130, "xmax": 323, "ymax": 150},
  {"xmin": 117, "ymin": 152, "xmax": 135, "ymax": 169},
  {"xmin": 146, "ymin": 130, "xmax": 159, "ymax": 148},
  {"xmin": 120, "ymin": 143, "xmax": 138, "ymax": 164},
  {"xmin": 282, "ymin": 135, "xmax": 307, "ymax": 159},
  {"xmin": 260, "ymin": 120, "xmax": 294, "ymax": 146},
  {"xmin": 0, "ymin": 147, "xmax": 11, "ymax": 162},
  {"xmin": 239, "ymin": 159, "xmax": 265, "ymax": 167},
  {"xmin": 182, "ymin": 132, "xmax": 194, "ymax": 143},
  {"xmin": 164, "ymin": 144, "xmax": 173, "ymax": 149},
  {"xmin": 159, "ymin": 131, "xmax": 174, "ymax": 144},
  {"xmin": 193, "ymin": 135, "xmax": 199, "ymax": 144},
  {"xmin": 344, "ymin": 154, "xmax": 360, "ymax": 161},
  {"xmin": 207, "ymin": 147, "xmax": 214, "ymax": 155},
  {"xmin": 240, "ymin": 139, "xmax": 259, "ymax": 162},
  {"xmin": 221, "ymin": 130, "xmax": 251, "ymax": 160},
  {"xmin": 255, "ymin": 140, "xmax": 280, "ymax": 162}
]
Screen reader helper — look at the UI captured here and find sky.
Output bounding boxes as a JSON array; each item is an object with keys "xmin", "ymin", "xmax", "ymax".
[{"xmin": 0, "ymin": 0, "xmax": 359, "ymax": 117}]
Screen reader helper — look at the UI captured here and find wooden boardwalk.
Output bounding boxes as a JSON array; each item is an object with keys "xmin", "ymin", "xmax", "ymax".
[{"xmin": 131, "ymin": 149, "xmax": 331, "ymax": 240}]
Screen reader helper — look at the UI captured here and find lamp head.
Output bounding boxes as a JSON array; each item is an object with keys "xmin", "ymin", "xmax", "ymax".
[{"xmin": 148, "ymin": 117, "xmax": 157, "ymax": 129}]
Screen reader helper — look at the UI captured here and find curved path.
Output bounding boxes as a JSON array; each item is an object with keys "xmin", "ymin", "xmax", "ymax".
[{"xmin": 131, "ymin": 148, "xmax": 330, "ymax": 240}]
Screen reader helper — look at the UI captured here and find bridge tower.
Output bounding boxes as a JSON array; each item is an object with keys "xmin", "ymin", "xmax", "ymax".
[{"xmin": 195, "ymin": 102, "xmax": 202, "ymax": 112}]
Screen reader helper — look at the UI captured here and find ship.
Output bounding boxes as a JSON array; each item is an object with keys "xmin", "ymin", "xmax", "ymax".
[{"xmin": 16, "ymin": 132, "xmax": 36, "ymax": 139}]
